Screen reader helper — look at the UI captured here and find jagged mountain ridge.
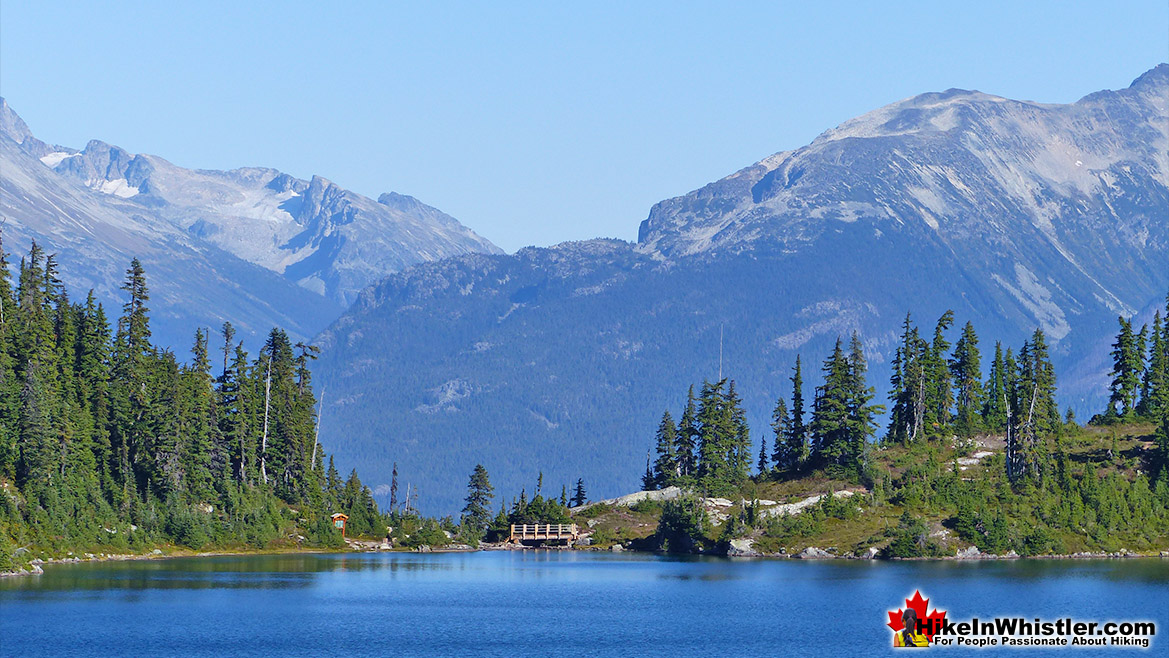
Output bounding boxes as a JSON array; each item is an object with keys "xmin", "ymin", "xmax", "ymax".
[
  {"xmin": 2, "ymin": 105, "xmax": 343, "ymax": 345},
  {"xmin": 0, "ymin": 99, "xmax": 501, "ymax": 347},
  {"xmin": 314, "ymin": 66, "xmax": 1169, "ymax": 514},
  {"xmin": 32, "ymin": 122, "xmax": 502, "ymax": 307}
]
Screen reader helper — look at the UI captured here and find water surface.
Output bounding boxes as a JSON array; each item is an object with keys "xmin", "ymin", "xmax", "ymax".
[{"xmin": 2, "ymin": 552, "xmax": 1166, "ymax": 657}]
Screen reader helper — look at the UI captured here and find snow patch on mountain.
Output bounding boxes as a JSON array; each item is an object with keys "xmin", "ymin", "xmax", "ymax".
[
  {"xmin": 773, "ymin": 300, "xmax": 882, "ymax": 349},
  {"xmin": 90, "ymin": 178, "xmax": 139, "ymax": 198},
  {"xmin": 40, "ymin": 151, "xmax": 79, "ymax": 167},
  {"xmin": 991, "ymin": 263, "xmax": 1071, "ymax": 340}
]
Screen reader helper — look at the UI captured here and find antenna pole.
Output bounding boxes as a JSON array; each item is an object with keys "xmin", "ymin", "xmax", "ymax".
[{"xmin": 719, "ymin": 323, "xmax": 724, "ymax": 381}]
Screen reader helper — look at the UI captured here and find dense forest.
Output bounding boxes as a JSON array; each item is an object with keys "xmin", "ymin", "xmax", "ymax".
[
  {"xmin": 636, "ymin": 303, "xmax": 1169, "ymax": 556},
  {"xmin": 0, "ymin": 240, "xmax": 385, "ymax": 570}
]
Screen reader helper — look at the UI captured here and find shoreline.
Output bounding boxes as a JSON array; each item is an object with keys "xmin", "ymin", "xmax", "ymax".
[
  {"xmin": 1, "ymin": 539, "xmax": 488, "ymax": 578},
  {"xmin": 1, "ymin": 544, "xmax": 346, "ymax": 578},
  {"xmin": 6, "ymin": 544, "xmax": 1166, "ymax": 578}
]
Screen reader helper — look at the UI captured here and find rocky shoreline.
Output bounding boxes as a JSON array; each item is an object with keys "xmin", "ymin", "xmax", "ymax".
[
  {"xmin": 5, "ymin": 543, "xmax": 1165, "ymax": 579},
  {"xmin": 721, "ymin": 540, "xmax": 1169, "ymax": 561},
  {"xmin": 0, "ymin": 546, "xmax": 341, "ymax": 578}
]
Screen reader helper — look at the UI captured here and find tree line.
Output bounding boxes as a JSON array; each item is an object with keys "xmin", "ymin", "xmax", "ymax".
[
  {"xmin": 643, "ymin": 297, "xmax": 1169, "ymax": 495},
  {"xmin": 645, "ymin": 331, "xmax": 882, "ymax": 494},
  {"xmin": 459, "ymin": 465, "xmax": 589, "ymax": 543},
  {"xmin": 1099, "ymin": 296, "xmax": 1169, "ymax": 424},
  {"xmin": 0, "ymin": 240, "xmax": 379, "ymax": 563}
]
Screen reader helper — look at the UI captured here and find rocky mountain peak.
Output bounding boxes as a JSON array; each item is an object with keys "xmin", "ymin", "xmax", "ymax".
[
  {"xmin": 0, "ymin": 98, "xmax": 33, "ymax": 145},
  {"xmin": 1, "ymin": 98, "xmax": 503, "ymax": 341}
]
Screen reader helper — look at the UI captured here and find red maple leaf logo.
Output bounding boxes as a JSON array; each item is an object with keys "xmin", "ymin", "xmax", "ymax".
[{"xmin": 887, "ymin": 590, "xmax": 947, "ymax": 642}]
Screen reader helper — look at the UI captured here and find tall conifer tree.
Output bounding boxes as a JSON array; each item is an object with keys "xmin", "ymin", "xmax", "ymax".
[{"xmin": 950, "ymin": 321, "xmax": 984, "ymax": 437}]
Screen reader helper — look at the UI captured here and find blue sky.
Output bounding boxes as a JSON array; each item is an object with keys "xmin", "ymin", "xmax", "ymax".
[{"xmin": 2, "ymin": 2, "xmax": 1166, "ymax": 252}]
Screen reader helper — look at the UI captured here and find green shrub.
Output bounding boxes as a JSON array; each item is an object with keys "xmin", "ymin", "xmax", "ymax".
[
  {"xmin": 655, "ymin": 496, "xmax": 708, "ymax": 553},
  {"xmin": 573, "ymin": 503, "xmax": 613, "ymax": 520},
  {"xmin": 629, "ymin": 499, "xmax": 663, "ymax": 515},
  {"xmin": 881, "ymin": 512, "xmax": 943, "ymax": 558}
]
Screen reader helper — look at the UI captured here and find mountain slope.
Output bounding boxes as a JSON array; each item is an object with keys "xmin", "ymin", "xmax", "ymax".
[
  {"xmin": 1, "ymin": 99, "xmax": 501, "ymax": 346},
  {"xmin": 639, "ymin": 66, "xmax": 1166, "ymax": 318},
  {"xmin": 317, "ymin": 67, "xmax": 1168, "ymax": 513}
]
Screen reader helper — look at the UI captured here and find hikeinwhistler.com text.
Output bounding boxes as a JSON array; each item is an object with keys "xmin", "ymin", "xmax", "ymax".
[{"xmin": 923, "ymin": 617, "xmax": 1156, "ymax": 649}]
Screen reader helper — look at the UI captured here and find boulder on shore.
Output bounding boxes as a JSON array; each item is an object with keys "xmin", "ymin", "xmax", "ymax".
[
  {"xmin": 795, "ymin": 546, "xmax": 833, "ymax": 559},
  {"xmin": 727, "ymin": 538, "xmax": 761, "ymax": 557},
  {"xmin": 859, "ymin": 547, "xmax": 880, "ymax": 560},
  {"xmin": 955, "ymin": 545, "xmax": 983, "ymax": 560}
]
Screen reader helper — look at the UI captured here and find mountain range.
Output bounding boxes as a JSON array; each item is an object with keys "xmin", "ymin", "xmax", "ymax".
[
  {"xmin": 313, "ymin": 65, "xmax": 1169, "ymax": 513},
  {"xmin": 4, "ymin": 67, "xmax": 1165, "ymax": 514},
  {"xmin": 0, "ymin": 98, "xmax": 500, "ymax": 348}
]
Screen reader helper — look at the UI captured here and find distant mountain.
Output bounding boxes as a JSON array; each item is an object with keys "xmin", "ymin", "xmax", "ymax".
[
  {"xmin": 0, "ymin": 99, "xmax": 501, "ymax": 347},
  {"xmin": 314, "ymin": 66, "xmax": 1169, "ymax": 514}
]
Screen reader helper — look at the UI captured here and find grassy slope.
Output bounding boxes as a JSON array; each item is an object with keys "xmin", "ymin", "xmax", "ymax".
[{"xmin": 571, "ymin": 422, "xmax": 1168, "ymax": 556}]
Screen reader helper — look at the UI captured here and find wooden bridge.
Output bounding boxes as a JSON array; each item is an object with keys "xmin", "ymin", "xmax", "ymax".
[{"xmin": 509, "ymin": 523, "xmax": 579, "ymax": 543}]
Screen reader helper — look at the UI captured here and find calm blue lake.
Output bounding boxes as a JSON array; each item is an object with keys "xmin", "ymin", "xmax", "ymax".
[{"xmin": 2, "ymin": 552, "xmax": 1166, "ymax": 657}]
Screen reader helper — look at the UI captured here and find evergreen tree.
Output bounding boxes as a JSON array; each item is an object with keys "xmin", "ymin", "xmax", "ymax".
[
  {"xmin": 887, "ymin": 314, "xmax": 929, "ymax": 444},
  {"xmin": 390, "ymin": 462, "xmax": 399, "ymax": 513},
  {"xmin": 325, "ymin": 456, "xmax": 342, "ymax": 509},
  {"xmin": 571, "ymin": 478, "xmax": 587, "ymax": 507},
  {"xmin": 695, "ymin": 379, "xmax": 750, "ymax": 490},
  {"xmin": 769, "ymin": 396, "xmax": 790, "ymax": 471},
  {"xmin": 16, "ymin": 243, "xmax": 64, "ymax": 490},
  {"xmin": 179, "ymin": 329, "xmax": 218, "ymax": 500},
  {"xmin": 757, "ymin": 428, "xmax": 769, "ymax": 476},
  {"xmin": 982, "ymin": 342, "xmax": 1010, "ymax": 432},
  {"xmin": 727, "ymin": 381, "xmax": 752, "ymax": 481},
  {"xmin": 950, "ymin": 321, "xmax": 984, "ymax": 437},
  {"xmin": 924, "ymin": 310, "xmax": 955, "ymax": 433},
  {"xmin": 785, "ymin": 356, "xmax": 808, "ymax": 467},
  {"xmin": 651, "ymin": 410, "xmax": 678, "ymax": 488},
  {"xmin": 1009, "ymin": 329, "xmax": 1059, "ymax": 483},
  {"xmin": 1138, "ymin": 309, "xmax": 1168, "ymax": 419},
  {"xmin": 461, "ymin": 464, "xmax": 494, "ymax": 534},
  {"xmin": 0, "ymin": 236, "xmax": 18, "ymax": 480},
  {"xmin": 1107, "ymin": 316, "xmax": 1144, "ymax": 418},
  {"xmin": 810, "ymin": 335, "xmax": 880, "ymax": 477},
  {"xmin": 696, "ymin": 380, "xmax": 727, "ymax": 483},
  {"xmin": 845, "ymin": 332, "xmax": 882, "ymax": 470},
  {"xmin": 810, "ymin": 339, "xmax": 851, "ymax": 466},
  {"xmin": 675, "ymin": 386, "xmax": 698, "ymax": 478}
]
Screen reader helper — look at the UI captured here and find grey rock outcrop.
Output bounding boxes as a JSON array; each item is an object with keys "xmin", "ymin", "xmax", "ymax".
[
  {"xmin": 795, "ymin": 547, "xmax": 834, "ymax": 559},
  {"xmin": 727, "ymin": 538, "xmax": 761, "ymax": 557}
]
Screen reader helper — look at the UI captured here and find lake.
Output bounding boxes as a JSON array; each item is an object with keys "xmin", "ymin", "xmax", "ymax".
[{"xmin": 2, "ymin": 552, "xmax": 1166, "ymax": 657}]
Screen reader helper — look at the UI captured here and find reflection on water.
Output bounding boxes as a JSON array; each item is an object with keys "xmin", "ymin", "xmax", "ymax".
[
  {"xmin": 2, "ymin": 552, "xmax": 1166, "ymax": 658},
  {"xmin": 0, "ymin": 552, "xmax": 477, "ymax": 593}
]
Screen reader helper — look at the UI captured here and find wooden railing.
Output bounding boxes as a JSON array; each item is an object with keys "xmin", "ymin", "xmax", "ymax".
[{"xmin": 509, "ymin": 523, "xmax": 579, "ymax": 541}]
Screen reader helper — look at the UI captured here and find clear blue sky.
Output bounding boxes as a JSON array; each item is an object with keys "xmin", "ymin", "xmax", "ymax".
[{"xmin": 2, "ymin": 2, "xmax": 1166, "ymax": 252}]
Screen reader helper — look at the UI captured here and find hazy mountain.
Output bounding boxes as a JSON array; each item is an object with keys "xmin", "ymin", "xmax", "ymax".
[
  {"xmin": 0, "ymin": 98, "xmax": 501, "ymax": 347},
  {"xmin": 313, "ymin": 66, "xmax": 1168, "ymax": 514}
]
